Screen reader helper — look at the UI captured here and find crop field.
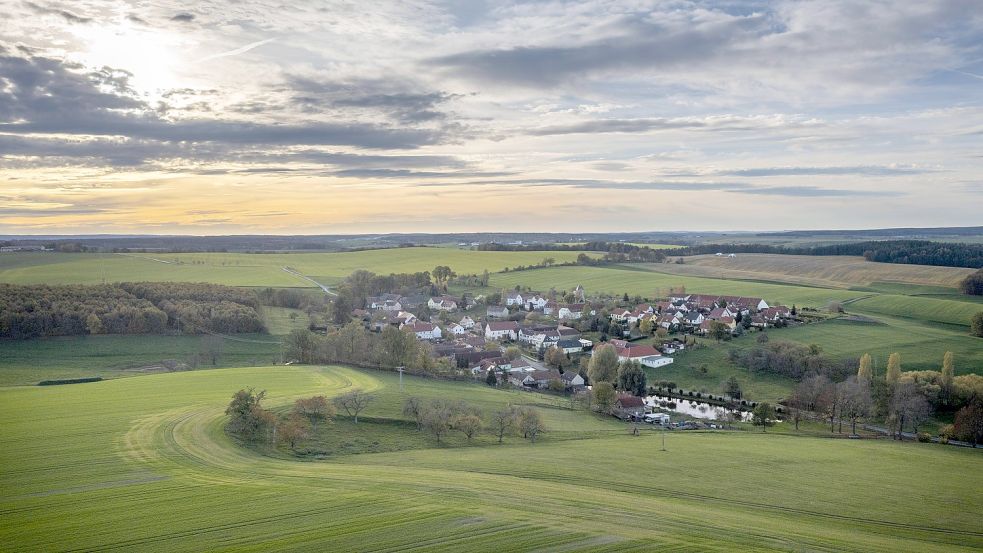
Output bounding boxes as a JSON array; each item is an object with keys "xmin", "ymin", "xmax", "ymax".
[
  {"xmin": 650, "ymin": 254, "xmax": 974, "ymax": 289},
  {"xmin": 1, "ymin": 364, "xmax": 981, "ymax": 552},
  {"xmin": 848, "ymin": 294, "xmax": 980, "ymax": 327},
  {"xmin": 490, "ymin": 265, "xmax": 871, "ymax": 307},
  {"xmin": 0, "ymin": 249, "xmax": 598, "ymax": 287}
]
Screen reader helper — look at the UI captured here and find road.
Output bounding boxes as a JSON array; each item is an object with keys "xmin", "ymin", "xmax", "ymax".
[{"xmin": 281, "ymin": 267, "xmax": 337, "ymax": 296}]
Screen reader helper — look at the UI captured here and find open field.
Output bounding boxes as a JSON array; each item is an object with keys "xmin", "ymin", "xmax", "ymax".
[
  {"xmin": 648, "ymin": 254, "xmax": 974, "ymax": 289},
  {"xmin": 0, "ymin": 249, "xmax": 599, "ymax": 287},
  {"xmin": 1, "ymin": 364, "xmax": 981, "ymax": 552},
  {"xmin": 849, "ymin": 295, "xmax": 980, "ymax": 327},
  {"xmin": 490, "ymin": 265, "xmax": 871, "ymax": 307},
  {"xmin": 0, "ymin": 334, "xmax": 281, "ymax": 387}
]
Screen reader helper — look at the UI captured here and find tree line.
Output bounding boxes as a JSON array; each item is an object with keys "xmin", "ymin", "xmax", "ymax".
[
  {"xmin": 728, "ymin": 341, "xmax": 856, "ymax": 382},
  {"xmin": 0, "ymin": 282, "xmax": 264, "ymax": 339},
  {"xmin": 283, "ymin": 324, "xmax": 454, "ymax": 375}
]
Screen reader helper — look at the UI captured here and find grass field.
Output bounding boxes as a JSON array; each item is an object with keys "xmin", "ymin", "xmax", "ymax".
[
  {"xmin": 489, "ymin": 265, "xmax": 871, "ymax": 307},
  {"xmin": 849, "ymin": 294, "xmax": 980, "ymax": 327},
  {"xmin": 653, "ymin": 254, "xmax": 974, "ymax": 289},
  {"xmin": 0, "ymin": 249, "xmax": 599, "ymax": 287},
  {"xmin": 1, "ymin": 364, "xmax": 980, "ymax": 552}
]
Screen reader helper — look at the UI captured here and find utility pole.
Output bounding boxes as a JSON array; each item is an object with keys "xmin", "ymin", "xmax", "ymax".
[
  {"xmin": 397, "ymin": 366, "xmax": 404, "ymax": 392},
  {"xmin": 661, "ymin": 427, "xmax": 667, "ymax": 451}
]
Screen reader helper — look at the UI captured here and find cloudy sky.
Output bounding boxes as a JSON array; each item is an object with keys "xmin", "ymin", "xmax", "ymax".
[{"xmin": 1, "ymin": 0, "xmax": 981, "ymax": 235}]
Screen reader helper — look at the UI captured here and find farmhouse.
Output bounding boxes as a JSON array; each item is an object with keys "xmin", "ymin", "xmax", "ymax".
[
  {"xmin": 447, "ymin": 323, "xmax": 467, "ymax": 336},
  {"xmin": 486, "ymin": 306, "xmax": 509, "ymax": 319},
  {"xmin": 428, "ymin": 296, "xmax": 459, "ymax": 311},
  {"xmin": 556, "ymin": 338, "xmax": 584, "ymax": 355},
  {"xmin": 402, "ymin": 320, "xmax": 442, "ymax": 341},
  {"xmin": 505, "ymin": 291, "xmax": 524, "ymax": 307},
  {"xmin": 614, "ymin": 343, "xmax": 673, "ymax": 369},
  {"xmin": 459, "ymin": 315, "xmax": 476, "ymax": 329},
  {"xmin": 558, "ymin": 303, "xmax": 585, "ymax": 320},
  {"xmin": 559, "ymin": 370, "xmax": 585, "ymax": 389},
  {"xmin": 613, "ymin": 395, "xmax": 646, "ymax": 420}
]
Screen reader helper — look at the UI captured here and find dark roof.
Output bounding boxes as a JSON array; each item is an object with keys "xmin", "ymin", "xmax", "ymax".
[{"xmin": 617, "ymin": 395, "xmax": 645, "ymax": 407}]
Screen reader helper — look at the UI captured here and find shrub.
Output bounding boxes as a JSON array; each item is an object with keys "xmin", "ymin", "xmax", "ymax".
[{"xmin": 916, "ymin": 432, "xmax": 932, "ymax": 443}]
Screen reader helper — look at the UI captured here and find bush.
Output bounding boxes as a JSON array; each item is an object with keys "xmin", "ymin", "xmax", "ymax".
[{"xmin": 916, "ymin": 432, "xmax": 932, "ymax": 443}]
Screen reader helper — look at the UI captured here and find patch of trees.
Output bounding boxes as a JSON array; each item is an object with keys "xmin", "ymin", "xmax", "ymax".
[
  {"xmin": 960, "ymin": 269, "xmax": 983, "ymax": 295},
  {"xmin": 478, "ymin": 241, "xmax": 668, "ymax": 264},
  {"xmin": 0, "ymin": 282, "xmax": 265, "ymax": 339},
  {"xmin": 404, "ymin": 397, "xmax": 546, "ymax": 444},
  {"xmin": 283, "ymin": 324, "xmax": 454, "ymax": 375},
  {"xmin": 661, "ymin": 240, "xmax": 983, "ymax": 269},
  {"xmin": 225, "ymin": 389, "xmax": 341, "ymax": 450},
  {"xmin": 728, "ymin": 341, "xmax": 855, "ymax": 382}
]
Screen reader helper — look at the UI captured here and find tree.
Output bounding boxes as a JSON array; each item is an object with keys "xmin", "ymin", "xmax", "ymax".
[
  {"xmin": 485, "ymin": 370, "xmax": 498, "ymax": 386},
  {"xmin": 200, "ymin": 335, "xmax": 224, "ymax": 366},
  {"xmin": 724, "ymin": 376, "xmax": 742, "ymax": 400},
  {"xmin": 890, "ymin": 380, "xmax": 932, "ymax": 439},
  {"xmin": 490, "ymin": 406, "xmax": 517, "ymax": 443},
  {"xmin": 752, "ymin": 402, "xmax": 776, "ymax": 432},
  {"xmin": 941, "ymin": 351, "xmax": 955, "ymax": 405},
  {"xmin": 503, "ymin": 346, "xmax": 522, "ymax": 361},
  {"xmin": 592, "ymin": 382, "xmax": 617, "ymax": 413},
  {"xmin": 972, "ymin": 312, "xmax": 983, "ymax": 338},
  {"xmin": 953, "ymin": 400, "xmax": 983, "ymax": 446},
  {"xmin": 85, "ymin": 313, "xmax": 103, "ymax": 335},
  {"xmin": 403, "ymin": 396, "xmax": 425, "ymax": 430},
  {"xmin": 225, "ymin": 388, "xmax": 269, "ymax": 440},
  {"xmin": 453, "ymin": 414, "xmax": 483, "ymax": 441},
  {"xmin": 587, "ymin": 344, "xmax": 619, "ymax": 384},
  {"xmin": 285, "ymin": 329, "xmax": 319, "ymax": 364},
  {"xmin": 959, "ymin": 269, "xmax": 983, "ymax": 296},
  {"xmin": 839, "ymin": 377, "xmax": 872, "ymax": 435},
  {"xmin": 518, "ymin": 408, "xmax": 546, "ymax": 443},
  {"xmin": 857, "ymin": 353, "xmax": 873, "ymax": 381},
  {"xmin": 886, "ymin": 353, "xmax": 902, "ymax": 385},
  {"xmin": 380, "ymin": 325, "xmax": 417, "ymax": 367},
  {"xmin": 707, "ymin": 321, "xmax": 729, "ymax": 342},
  {"xmin": 617, "ymin": 360, "xmax": 647, "ymax": 396},
  {"xmin": 422, "ymin": 402, "xmax": 453, "ymax": 444},
  {"xmin": 639, "ymin": 318, "xmax": 654, "ymax": 336},
  {"xmin": 293, "ymin": 396, "xmax": 334, "ymax": 431},
  {"xmin": 334, "ymin": 389, "xmax": 374, "ymax": 423},
  {"xmin": 278, "ymin": 414, "xmax": 310, "ymax": 450}
]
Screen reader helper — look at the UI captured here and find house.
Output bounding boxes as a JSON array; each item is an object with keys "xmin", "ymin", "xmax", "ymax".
[
  {"xmin": 613, "ymin": 395, "xmax": 646, "ymax": 420},
  {"xmin": 505, "ymin": 291, "xmax": 524, "ymax": 307},
  {"xmin": 614, "ymin": 343, "xmax": 673, "ymax": 368},
  {"xmin": 485, "ymin": 321, "xmax": 519, "ymax": 341},
  {"xmin": 682, "ymin": 311, "xmax": 704, "ymax": 326},
  {"xmin": 556, "ymin": 338, "xmax": 584, "ymax": 355},
  {"xmin": 699, "ymin": 316, "xmax": 736, "ymax": 334},
  {"xmin": 557, "ymin": 325, "xmax": 580, "ymax": 339},
  {"xmin": 399, "ymin": 295, "xmax": 427, "ymax": 309},
  {"xmin": 487, "ymin": 306, "xmax": 509, "ymax": 319},
  {"xmin": 543, "ymin": 300, "xmax": 557, "ymax": 316},
  {"xmin": 403, "ymin": 320, "xmax": 442, "ymax": 341},
  {"xmin": 572, "ymin": 284, "xmax": 586, "ymax": 302},
  {"xmin": 761, "ymin": 306, "xmax": 791, "ymax": 321},
  {"xmin": 526, "ymin": 294, "xmax": 550, "ymax": 311},
  {"xmin": 527, "ymin": 369, "xmax": 563, "ymax": 388},
  {"xmin": 559, "ymin": 370, "xmax": 585, "ymax": 389},
  {"xmin": 395, "ymin": 311, "xmax": 417, "ymax": 325},
  {"xmin": 447, "ymin": 323, "xmax": 467, "ymax": 336},
  {"xmin": 379, "ymin": 299, "xmax": 402, "ymax": 312},
  {"xmin": 656, "ymin": 313, "xmax": 680, "ymax": 330},
  {"xmin": 459, "ymin": 315, "xmax": 476, "ymax": 329},
  {"xmin": 707, "ymin": 307, "xmax": 735, "ymax": 320},
  {"xmin": 558, "ymin": 303, "xmax": 585, "ymax": 320},
  {"xmin": 428, "ymin": 296, "xmax": 459, "ymax": 311},
  {"xmin": 610, "ymin": 308, "xmax": 633, "ymax": 323}
]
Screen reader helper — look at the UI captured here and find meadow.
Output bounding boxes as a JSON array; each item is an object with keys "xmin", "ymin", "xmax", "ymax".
[
  {"xmin": 0, "ymin": 248, "xmax": 598, "ymax": 287},
  {"xmin": 1, "ymin": 364, "xmax": 980, "ymax": 552}
]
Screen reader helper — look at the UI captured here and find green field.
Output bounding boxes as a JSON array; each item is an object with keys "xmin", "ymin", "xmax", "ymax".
[
  {"xmin": 1, "ymin": 364, "xmax": 980, "ymax": 552},
  {"xmin": 490, "ymin": 265, "xmax": 870, "ymax": 307},
  {"xmin": 0, "ymin": 249, "xmax": 599, "ymax": 287},
  {"xmin": 849, "ymin": 294, "xmax": 980, "ymax": 327}
]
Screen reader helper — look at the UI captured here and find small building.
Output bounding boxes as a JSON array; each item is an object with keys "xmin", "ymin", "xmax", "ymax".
[
  {"xmin": 487, "ymin": 306, "xmax": 509, "ymax": 319},
  {"xmin": 614, "ymin": 395, "xmax": 646, "ymax": 420},
  {"xmin": 485, "ymin": 321, "xmax": 520, "ymax": 341}
]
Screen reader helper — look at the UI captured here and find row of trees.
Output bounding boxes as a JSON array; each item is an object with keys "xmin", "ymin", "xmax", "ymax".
[
  {"xmin": 0, "ymin": 283, "xmax": 264, "ymax": 338},
  {"xmin": 402, "ymin": 398, "xmax": 547, "ymax": 444},
  {"xmin": 728, "ymin": 341, "xmax": 856, "ymax": 382},
  {"xmin": 284, "ymin": 325, "xmax": 454, "ymax": 375}
]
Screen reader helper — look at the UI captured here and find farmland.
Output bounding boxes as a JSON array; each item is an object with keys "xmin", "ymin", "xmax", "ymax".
[
  {"xmin": 0, "ymin": 248, "xmax": 598, "ymax": 287},
  {"xmin": 1, "ymin": 364, "xmax": 981, "ymax": 552},
  {"xmin": 652, "ymin": 254, "xmax": 974, "ymax": 289}
]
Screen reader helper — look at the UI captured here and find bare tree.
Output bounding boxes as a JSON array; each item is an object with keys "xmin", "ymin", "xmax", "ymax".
[
  {"xmin": 403, "ymin": 396, "xmax": 425, "ymax": 430},
  {"xmin": 278, "ymin": 414, "xmax": 310, "ymax": 450},
  {"xmin": 453, "ymin": 414, "xmax": 483, "ymax": 442},
  {"xmin": 334, "ymin": 389, "xmax": 374, "ymax": 423},
  {"xmin": 489, "ymin": 406, "xmax": 517, "ymax": 443},
  {"xmin": 518, "ymin": 408, "xmax": 547, "ymax": 443},
  {"xmin": 421, "ymin": 402, "xmax": 453, "ymax": 444},
  {"xmin": 890, "ymin": 380, "xmax": 932, "ymax": 439},
  {"xmin": 839, "ymin": 377, "xmax": 872, "ymax": 435}
]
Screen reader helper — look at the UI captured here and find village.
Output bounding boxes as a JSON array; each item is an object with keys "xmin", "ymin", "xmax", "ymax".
[{"xmin": 346, "ymin": 283, "xmax": 797, "ymax": 422}]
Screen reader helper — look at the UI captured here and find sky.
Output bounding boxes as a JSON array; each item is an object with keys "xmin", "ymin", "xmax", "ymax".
[{"xmin": 0, "ymin": 0, "xmax": 981, "ymax": 235}]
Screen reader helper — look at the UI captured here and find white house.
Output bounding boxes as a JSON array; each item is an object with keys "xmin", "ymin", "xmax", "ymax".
[
  {"xmin": 505, "ymin": 291, "xmax": 524, "ymax": 307},
  {"xmin": 526, "ymin": 294, "xmax": 550, "ymax": 311},
  {"xmin": 428, "ymin": 296, "xmax": 458, "ymax": 311},
  {"xmin": 487, "ymin": 306, "xmax": 509, "ymax": 319},
  {"xmin": 447, "ymin": 323, "xmax": 467, "ymax": 336},
  {"xmin": 403, "ymin": 321, "xmax": 442, "ymax": 341},
  {"xmin": 558, "ymin": 303, "xmax": 585, "ymax": 320},
  {"xmin": 614, "ymin": 344, "xmax": 674, "ymax": 369},
  {"xmin": 485, "ymin": 321, "xmax": 519, "ymax": 341},
  {"xmin": 459, "ymin": 315, "xmax": 476, "ymax": 329},
  {"xmin": 560, "ymin": 371, "xmax": 585, "ymax": 388}
]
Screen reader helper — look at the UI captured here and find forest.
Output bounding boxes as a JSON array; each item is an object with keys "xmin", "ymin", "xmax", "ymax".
[
  {"xmin": 668, "ymin": 240, "xmax": 983, "ymax": 268},
  {"xmin": 0, "ymin": 283, "xmax": 264, "ymax": 339}
]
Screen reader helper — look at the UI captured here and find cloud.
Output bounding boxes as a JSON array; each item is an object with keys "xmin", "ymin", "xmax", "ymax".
[
  {"xmin": 717, "ymin": 166, "xmax": 936, "ymax": 177},
  {"xmin": 195, "ymin": 38, "xmax": 275, "ymax": 63},
  {"xmin": 285, "ymin": 74, "xmax": 459, "ymax": 124},
  {"xmin": 23, "ymin": 2, "xmax": 92, "ymax": 24},
  {"xmin": 731, "ymin": 186, "xmax": 903, "ymax": 197},
  {"xmin": 525, "ymin": 114, "xmax": 817, "ymax": 136},
  {"xmin": 170, "ymin": 13, "xmax": 195, "ymax": 23}
]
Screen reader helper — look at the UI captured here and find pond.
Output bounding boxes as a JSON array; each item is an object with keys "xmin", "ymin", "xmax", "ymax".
[{"xmin": 644, "ymin": 394, "xmax": 752, "ymax": 422}]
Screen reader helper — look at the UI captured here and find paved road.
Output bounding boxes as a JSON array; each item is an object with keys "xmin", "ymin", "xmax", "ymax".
[{"xmin": 281, "ymin": 267, "xmax": 337, "ymax": 296}]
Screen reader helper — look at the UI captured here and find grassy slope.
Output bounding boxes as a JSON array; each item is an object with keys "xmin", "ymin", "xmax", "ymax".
[
  {"xmin": 0, "ymin": 249, "xmax": 598, "ymax": 287},
  {"xmin": 1, "ymin": 365, "xmax": 980, "ymax": 552},
  {"xmin": 666, "ymin": 254, "xmax": 973, "ymax": 288},
  {"xmin": 849, "ymin": 295, "xmax": 980, "ymax": 327},
  {"xmin": 0, "ymin": 334, "xmax": 281, "ymax": 386},
  {"xmin": 490, "ymin": 265, "xmax": 870, "ymax": 307}
]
